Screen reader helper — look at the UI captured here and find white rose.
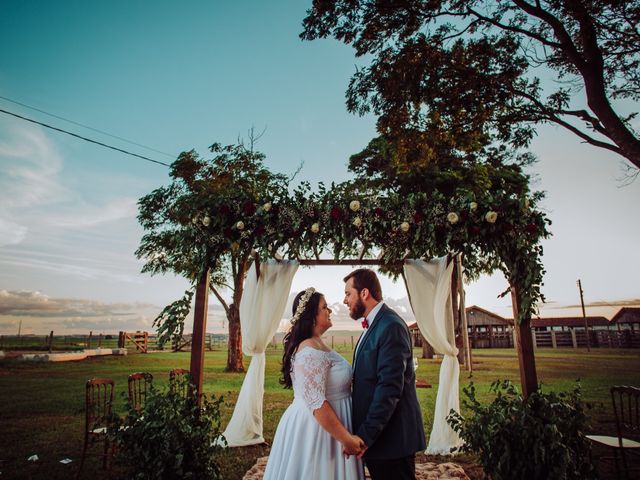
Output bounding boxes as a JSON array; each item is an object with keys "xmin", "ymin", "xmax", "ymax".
[
  {"xmin": 469, "ymin": 202, "xmax": 478, "ymax": 211},
  {"xmin": 353, "ymin": 216, "xmax": 362, "ymax": 227},
  {"xmin": 236, "ymin": 221, "xmax": 245, "ymax": 230},
  {"xmin": 400, "ymin": 221, "xmax": 410, "ymax": 232},
  {"xmin": 263, "ymin": 202, "xmax": 272, "ymax": 212},
  {"xmin": 191, "ymin": 216, "xmax": 198, "ymax": 225},
  {"xmin": 447, "ymin": 212, "xmax": 459, "ymax": 224},
  {"xmin": 202, "ymin": 216, "xmax": 211, "ymax": 227},
  {"xmin": 349, "ymin": 200, "xmax": 360, "ymax": 212},
  {"xmin": 311, "ymin": 223, "xmax": 320, "ymax": 233},
  {"xmin": 485, "ymin": 211, "xmax": 498, "ymax": 223}
]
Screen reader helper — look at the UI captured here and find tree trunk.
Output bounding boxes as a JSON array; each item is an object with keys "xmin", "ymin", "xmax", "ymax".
[
  {"xmin": 226, "ymin": 304, "xmax": 244, "ymax": 372},
  {"xmin": 225, "ymin": 257, "xmax": 248, "ymax": 373},
  {"xmin": 421, "ymin": 337, "xmax": 434, "ymax": 359},
  {"xmin": 582, "ymin": 67, "xmax": 640, "ymax": 169}
]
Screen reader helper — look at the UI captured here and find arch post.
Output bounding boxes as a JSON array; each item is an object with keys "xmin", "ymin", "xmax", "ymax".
[
  {"xmin": 190, "ymin": 268, "xmax": 210, "ymax": 407},
  {"xmin": 510, "ymin": 285, "xmax": 538, "ymax": 398}
]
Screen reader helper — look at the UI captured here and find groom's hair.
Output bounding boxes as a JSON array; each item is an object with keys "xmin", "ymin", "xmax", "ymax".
[{"xmin": 343, "ymin": 268, "xmax": 382, "ymax": 301}]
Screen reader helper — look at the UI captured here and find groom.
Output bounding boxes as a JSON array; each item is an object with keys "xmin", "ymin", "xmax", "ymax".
[{"xmin": 344, "ymin": 268, "xmax": 426, "ymax": 479}]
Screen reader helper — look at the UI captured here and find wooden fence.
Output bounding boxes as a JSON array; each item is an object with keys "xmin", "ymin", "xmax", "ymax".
[
  {"xmin": 466, "ymin": 328, "xmax": 639, "ymax": 349},
  {"xmin": 0, "ymin": 331, "xmax": 117, "ymax": 351}
]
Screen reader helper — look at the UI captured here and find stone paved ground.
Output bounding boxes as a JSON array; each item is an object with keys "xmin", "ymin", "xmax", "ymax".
[{"xmin": 242, "ymin": 456, "xmax": 471, "ymax": 480}]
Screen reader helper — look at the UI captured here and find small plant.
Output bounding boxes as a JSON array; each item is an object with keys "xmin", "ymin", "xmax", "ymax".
[
  {"xmin": 111, "ymin": 378, "xmax": 226, "ymax": 479},
  {"xmin": 447, "ymin": 380, "xmax": 596, "ymax": 480}
]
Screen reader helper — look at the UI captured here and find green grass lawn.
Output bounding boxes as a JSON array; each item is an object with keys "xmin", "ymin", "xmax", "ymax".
[{"xmin": 1, "ymin": 346, "xmax": 639, "ymax": 479}]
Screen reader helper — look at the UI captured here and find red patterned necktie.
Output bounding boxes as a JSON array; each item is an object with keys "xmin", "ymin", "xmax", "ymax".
[{"xmin": 361, "ymin": 318, "xmax": 369, "ymax": 329}]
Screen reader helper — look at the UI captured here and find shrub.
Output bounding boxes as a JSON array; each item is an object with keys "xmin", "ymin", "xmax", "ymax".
[
  {"xmin": 111, "ymin": 378, "xmax": 226, "ymax": 479},
  {"xmin": 447, "ymin": 380, "xmax": 596, "ymax": 480}
]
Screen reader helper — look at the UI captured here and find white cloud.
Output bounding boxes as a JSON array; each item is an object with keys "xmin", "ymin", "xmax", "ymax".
[
  {"xmin": 46, "ymin": 197, "xmax": 138, "ymax": 228},
  {"xmin": 0, "ymin": 217, "xmax": 28, "ymax": 247},
  {"xmin": 0, "ymin": 119, "xmax": 68, "ymax": 209},
  {"xmin": 0, "ymin": 289, "xmax": 164, "ymax": 334},
  {"xmin": 0, "ymin": 119, "xmax": 70, "ymax": 248},
  {"xmin": 0, "ymin": 249, "xmax": 144, "ymax": 284}
]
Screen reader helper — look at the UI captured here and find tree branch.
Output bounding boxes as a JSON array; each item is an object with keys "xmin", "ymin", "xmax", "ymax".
[
  {"xmin": 467, "ymin": 7, "xmax": 560, "ymax": 48},
  {"xmin": 545, "ymin": 112, "xmax": 621, "ymax": 154},
  {"xmin": 210, "ymin": 284, "xmax": 230, "ymax": 315},
  {"xmin": 511, "ymin": 0, "xmax": 586, "ymax": 70},
  {"xmin": 556, "ymin": 109, "xmax": 608, "ymax": 136},
  {"xmin": 440, "ymin": 18, "xmax": 481, "ymax": 42}
]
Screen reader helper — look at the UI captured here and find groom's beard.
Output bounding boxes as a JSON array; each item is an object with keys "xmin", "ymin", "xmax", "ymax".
[{"xmin": 349, "ymin": 297, "xmax": 366, "ymax": 320}]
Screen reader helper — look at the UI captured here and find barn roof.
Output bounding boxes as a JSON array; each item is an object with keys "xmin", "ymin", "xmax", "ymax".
[{"xmin": 611, "ymin": 307, "xmax": 640, "ymax": 324}]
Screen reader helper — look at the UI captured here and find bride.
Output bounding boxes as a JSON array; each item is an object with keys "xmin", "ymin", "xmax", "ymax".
[{"xmin": 263, "ymin": 288, "xmax": 365, "ymax": 480}]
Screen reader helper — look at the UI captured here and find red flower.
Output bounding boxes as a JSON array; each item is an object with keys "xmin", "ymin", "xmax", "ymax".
[
  {"xmin": 469, "ymin": 226, "xmax": 481, "ymax": 236},
  {"xmin": 525, "ymin": 223, "xmax": 537, "ymax": 234},
  {"xmin": 254, "ymin": 224, "xmax": 266, "ymax": 236},
  {"xmin": 223, "ymin": 227, "xmax": 234, "ymax": 238},
  {"xmin": 460, "ymin": 210, "xmax": 469, "ymax": 221},
  {"xmin": 413, "ymin": 211, "xmax": 424, "ymax": 223},
  {"xmin": 374, "ymin": 207, "xmax": 384, "ymax": 217},
  {"xmin": 243, "ymin": 201, "xmax": 256, "ymax": 215},
  {"xmin": 330, "ymin": 207, "xmax": 343, "ymax": 220},
  {"xmin": 502, "ymin": 222, "xmax": 514, "ymax": 233}
]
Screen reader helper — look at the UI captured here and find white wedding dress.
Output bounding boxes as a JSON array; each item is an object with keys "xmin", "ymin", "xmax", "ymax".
[{"xmin": 263, "ymin": 347, "xmax": 364, "ymax": 480}]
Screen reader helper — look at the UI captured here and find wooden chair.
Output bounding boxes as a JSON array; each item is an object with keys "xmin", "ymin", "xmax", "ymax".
[
  {"xmin": 76, "ymin": 378, "xmax": 114, "ymax": 479},
  {"xmin": 587, "ymin": 385, "xmax": 640, "ymax": 480},
  {"xmin": 127, "ymin": 372, "xmax": 153, "ymax": 412},
  {"xmin": 169, "ymin": 368, "xmax": 190, "ymax": 398}
]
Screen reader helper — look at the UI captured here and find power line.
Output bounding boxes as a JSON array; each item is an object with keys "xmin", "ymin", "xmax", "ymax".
[
  {"xmin": 0, "ymin": 94, "xmax": 175, "ymax": 159},
  {"xmin": 0, "ymin": 108, "xmax": 171, "ymax": 167}
]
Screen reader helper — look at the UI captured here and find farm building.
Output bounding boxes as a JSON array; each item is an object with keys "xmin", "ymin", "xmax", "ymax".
[{"xmin": 408, "ymin": 305, "xmax": 638, "ymax": 350}]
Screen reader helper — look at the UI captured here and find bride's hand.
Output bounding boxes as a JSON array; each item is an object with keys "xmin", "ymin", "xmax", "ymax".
[{"xmin": 342, "ymin": 434, "xmax": 366, "ymax": 457}]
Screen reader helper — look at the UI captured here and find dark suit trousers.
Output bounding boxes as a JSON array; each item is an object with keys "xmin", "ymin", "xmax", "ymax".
[{"xmin": 366, "ymin": 454, "xmax": 415, "ymax": 480}]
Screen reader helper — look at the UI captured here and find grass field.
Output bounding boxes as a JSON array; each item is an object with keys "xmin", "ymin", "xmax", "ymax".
[{"xmin": 1, "ymin": 346, "xmax": 639, "ymax": 479}]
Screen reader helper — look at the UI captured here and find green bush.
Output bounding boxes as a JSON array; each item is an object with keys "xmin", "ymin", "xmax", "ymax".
[
  {"xmin": 447, "ymin": 380, "xmax": 596, "ymax": 480},
  {"xmin": 111, "ymin": 378, "xmax": 227, "ymax": 479}
]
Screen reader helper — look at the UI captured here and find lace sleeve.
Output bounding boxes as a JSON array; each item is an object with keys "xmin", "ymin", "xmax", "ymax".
[{"xmin": 293, "ymin": 348, "xmax": 331, "ymax": 412}]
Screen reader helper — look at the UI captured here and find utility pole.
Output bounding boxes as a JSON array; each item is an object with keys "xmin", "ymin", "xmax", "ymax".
[{"xmin": 577, "ymin": 279, "xmax": 590, "ymax": 352}]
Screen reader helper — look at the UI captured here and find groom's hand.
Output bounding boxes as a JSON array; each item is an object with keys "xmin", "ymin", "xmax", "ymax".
[{"xmin": 354, "ymin": 436, "xmax": 367, "ymax": 459}]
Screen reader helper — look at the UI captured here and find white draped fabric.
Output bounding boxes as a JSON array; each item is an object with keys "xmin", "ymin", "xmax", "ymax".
[
  {"xmin": 404, "ymin": 257, "xmax": 463, "ymax": 455},
  {"xmin": 222, "ymin": 260, "xmax": 298, "ymax": 447}
]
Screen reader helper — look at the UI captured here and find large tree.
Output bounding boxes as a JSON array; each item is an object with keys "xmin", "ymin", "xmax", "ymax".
[
  {"xmin": 136, "ymin": 142, "xmax": 289, "ymax": 372},
  {"xmin": 301, "ymin": 0, "xmax": 640, "ymax": 170}
]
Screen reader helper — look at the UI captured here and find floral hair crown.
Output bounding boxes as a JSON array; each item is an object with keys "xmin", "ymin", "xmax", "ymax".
[{"xmin": 291, "ymin": 287, "xmax": 316, "ymax": 325}]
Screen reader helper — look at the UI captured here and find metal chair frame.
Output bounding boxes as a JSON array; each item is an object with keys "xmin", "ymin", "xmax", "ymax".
[
  {"xmin": 76, "ymin": 378, "xmax": 114, "ymax": 479},
  {"xmin": 127, "ymin": 372, "xmax": 153, "ymax": 412},
  {"xmin": 587, "ymin": 385, "xmax": 640, "ymax": 480},
  {"xmin": 169, "ymin": 368, "xmax": 191, "ymax": 398}
]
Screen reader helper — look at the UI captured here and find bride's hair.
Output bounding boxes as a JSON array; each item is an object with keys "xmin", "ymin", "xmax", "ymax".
[{"xmin": 280, "ymin": 289, "xmax": 323, "ymax": 388}]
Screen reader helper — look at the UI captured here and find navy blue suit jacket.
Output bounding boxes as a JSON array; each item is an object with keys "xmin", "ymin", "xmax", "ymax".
[{"xmin": 352, "ymin": 303, "xmax": 426, "ymax": 460}]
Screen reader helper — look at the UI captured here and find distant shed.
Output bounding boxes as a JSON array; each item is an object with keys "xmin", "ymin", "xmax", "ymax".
[{"xmin": 611, "ymin": 307, "xmax": 640, "ymax": 331}]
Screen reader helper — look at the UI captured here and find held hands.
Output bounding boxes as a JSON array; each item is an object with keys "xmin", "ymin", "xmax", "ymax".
[{"xmin": 342, "ymin": 434, "xmax": 367, "ymax": 458}]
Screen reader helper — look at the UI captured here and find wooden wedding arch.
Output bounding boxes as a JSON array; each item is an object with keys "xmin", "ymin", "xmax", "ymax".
[{"xmin": 137, "ymin": 146, "xmax": 550, "ymax": 407}]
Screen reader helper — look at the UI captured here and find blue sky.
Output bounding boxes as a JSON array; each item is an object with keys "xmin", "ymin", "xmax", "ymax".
[{"xmin": 0, "ymin": 1, "xmax": 638, "ymax": 335}]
